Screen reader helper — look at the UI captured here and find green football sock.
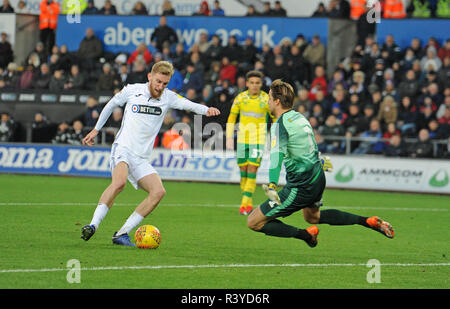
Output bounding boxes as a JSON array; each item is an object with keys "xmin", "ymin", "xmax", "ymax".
[
  {"xmin": 260, "ymin": 219, "xmax": 300, "ymax": 238},
  {"xmin": 319, "ymin": 209, "xmax": 368, "ymax": 226}
]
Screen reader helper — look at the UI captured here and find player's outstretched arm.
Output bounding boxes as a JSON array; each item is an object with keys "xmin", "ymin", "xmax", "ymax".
[{"xmin": 82, "ymin": 129, "xmax": 99, "ymax": 147}]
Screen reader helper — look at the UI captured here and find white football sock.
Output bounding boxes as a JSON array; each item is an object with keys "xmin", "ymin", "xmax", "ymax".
[
  {"xmin": 117, "ymin": 211, "xmax": 144, "ymax": 236},
  {"xmin": 90, "ymin": 203, "xmax": 109, "ymax": 229}
]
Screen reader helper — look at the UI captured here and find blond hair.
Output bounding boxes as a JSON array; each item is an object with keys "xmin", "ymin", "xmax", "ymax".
[
  {"xmin": 270, "ymin": 79, "xmax": 295, "ymax": 109},
  {"xmin": 151, "ymin": 61, "xmax": 174, "ymax": 77}
]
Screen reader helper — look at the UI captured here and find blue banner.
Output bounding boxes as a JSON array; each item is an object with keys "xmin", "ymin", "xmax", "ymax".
[
  {"xmin": 56, "ymin": 15, "xmax": 328, "ymax": 54},
  {"xmin": 377, "ymin": 19, "xmax": 450, "ymax": 49}
]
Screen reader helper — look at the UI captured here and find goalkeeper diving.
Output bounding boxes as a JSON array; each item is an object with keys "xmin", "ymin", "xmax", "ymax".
[{"xmin": 247, "ymin": 80, "xmax": 394, "ymax": 247}]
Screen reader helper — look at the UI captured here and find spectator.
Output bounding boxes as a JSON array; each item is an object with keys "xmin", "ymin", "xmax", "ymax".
[
  {"xmin": 437, "ymin": 95, "xmax": 450, "ymax": 119},
  {"xmin": 31, "ymin": 112, "xmax": 53, "ymax": 143},
  {"xmin": 56, "ymin": 44, "xmax": 75, "ymax": 72},
  {"xmin": 126, "ymin": 61, "xmax": 147, "ymax": 84},
  {"xmin": 161, "ymin": 0, "xmax": 175, "ymax": 16},
  {"xmin": 287, "ymin": 45, "xmax": 310, "ymax": 88},
  {"xmin": 99, "ymin": 0, "xmax": 117, "ymax": 15},
  {"xmin": 350, "ymin": 0, "xmax": 366, "ymax": 20},
  {"xmin": 211, "ymin": 0, "xmax": 225, "ymax": 16},
  {"xmin": 319, "ymin": 114, "xmax": 345, "ymax": 153},
  {"xmin": 353, "ymin": 118, "xmax": 384, "ymax": 154},
  {"xmin": 272, "ymin": 1, "xmax": 287, "ymax": 16},
  {"xmin": 196, "ymin": 32, "xmax": 210, "ymax": 55},
  {"xmin": 204, "ymin": 34, "xmax": 222, "ymax": 67},
  {"xmin": 383, "ymin": 0, "xmax": 407, "ymax": 18},
  {"xmin": 0, "ymin": 112, "xmax": 14, "ymax": 142},
  {"xmin": 0, "ymin": 0, "xmax": 14, "ymax": 13},
  {"xmin": 345, "ymin": 103, "xmax": 366, "ymax": 136},
  {"xmin": 330, "ymin": 102, "xmax": 348, "ymax": 125},
  {"xmin": 415, "ymin": 103, "xmax": 435, "ymax": 132},
  {"xmin": 172, "ymin": 43, "xmax": 188, "ymax": 72},
  {"xmin": 83, "ymin": 0, "xmax": 98, "ymax": 14},
  {"xmin": 49, "ymin": 69, "xmax": 66, "ymax": 91},
  {"xmin": 377, "ymin": 95, "xmax": 398, "ymax": 126},
  {"xmin": 64, "ymin": 64, "xmax": 85, "ymax": 90},
  {"xmin": 312, "ymin": 2, "xmax": 328, "ymax": 17},
  {"xmin": 328, "ymin": 0, "xmax": 350, "ymax": 18},
  {"xmin": 193, "ymin": 1, "xmax": 210, "ymax": 16},
  {"xmin": 3, "ymin": 62, "xmax": 20, "ymax": 89},
  {"xmin": 151, "ymin": 15, "xmax": 178, "ymax": 52},
  {"xmin": 407, "ymin": 128, "xmax": 434, "ymax": 158},
  {"xmin": 303, "ymin": 35, "xmax": 326, "ymax": 68},
  {"xmin": 311, "ymin": 103, "xmax": 326, "ymax": 125},
  {"xmin": 39, "ymin": 0, "xmax": 60, "ymax": 57},
  {"xmin": 381, "ymin": 35, "xmax": 402, "ymax": 66},
  {"xmin": 218, "ymin": 56, "xmax": 237, "ymax": 85},
  {"xmin": 239, "ymin": 37, "xmax": 258, "ymax": 73},
  {"xmin": 384, "ymin": 134, "xmax": 407, "ymax": 157},
  {"xmin": 114, "ymin": 63, "xmax": 129, "ymax": 89},
  {"xmin": 67, "ymin": 120, "xmax": 84, "ymax": 145},
  {"xmin": 293, "ymin": 89, "xmax": 312, "ymax": 112},
  {"xmin": 221, "ymin": 35, "xmax": 242, "ymax": 63},
  {"xmin": 77, "ymin": 28, "xmax": 103, "ymax": 72},
  {"xmin": 407, "ymin": 0, "xmax": 432, "ymax": 18},
  {"xmin": 266, "ymin": 55, "xmax": 289, "ymax": 83},
  {"xmin": 33, "ymin": 63, "xmax": 52, "ymax": 89},
  {"xmin": 15, "ymin": 0, "xmax": 30, "ymax": 13},
  {"xmin": 18, "ymin": 64, "xmax": 35, "ymax": 89},
  {"xmin": 132, "ymin": 1, "xmax": 148, "ymax": 15},
  {"xmin": 398, "ymin": 69, "xmax": 420, "ymax": 99},
  {"xmin": 308, "ymin": 65, "xmax": 328, "ymax": 101},
  {"xmin": 421, "ymin": 46, "xmax": 443, "ymax": 73},
  {"xmin": 167, "ymin": 67, "xmax": 183, "ymax": 93},
  {"xmin": 438, "ymin": 39, "xmax": 450, "ymax": 61},
  {"xmin": 0, "ymin": 32, "xmax": 12, "ymax": 70},
  {"xmin": 356, "ymin": 4, "xmax": 377, "ymax": 47},
  {"xmin": 52, "ymin": 122, "xmax": 70, "ymax": 144},
  {"xmin": 261, "ymin": 1, "xmax": 273, "ymax": 16},
  {"xmin": 396, "ymin": 95, "xmax": 418, "ymax": 136},
  {"xmin": 96, "ymin": 63, "xmax": 115, "ymax": 91},
  {"xmin": 246, "ymin": 4, "xmax": 259, "ymax": 17},
  {"xmin": 83, "ymin": 96, "xmax": 102, "ymax": 127},
  {"xmin": 127, "ymin": 42, "xmax": 152, "ymax": 67},
  {"xmin": 181, "ymin": 63, "xmax": 204, "ymax": 95}
]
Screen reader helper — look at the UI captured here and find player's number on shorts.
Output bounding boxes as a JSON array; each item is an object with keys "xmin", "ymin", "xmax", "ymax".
[{"xmin": 251, "ymin": 148, "xmax": 263, "ymax": 158}]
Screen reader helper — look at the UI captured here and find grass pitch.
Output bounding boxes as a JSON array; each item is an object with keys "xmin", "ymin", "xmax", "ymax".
[{"xmin": 0, "ymin": 174, "xmax": 449, "ymax": 289}]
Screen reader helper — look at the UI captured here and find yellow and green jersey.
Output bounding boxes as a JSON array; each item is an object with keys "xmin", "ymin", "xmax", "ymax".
[{"xmin": 226, "ymin": 90, "xmax": 271, "ymax": 145}]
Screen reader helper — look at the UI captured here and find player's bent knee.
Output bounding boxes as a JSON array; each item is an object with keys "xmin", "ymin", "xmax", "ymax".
[
  {"xmin": 111, "ymin": 180, "xmax": 127, "ymax": 193},
  {"xmin": 247, "ymin": 215, "xmax": 263, "ymax": 232},
  {"xmin": 151, "ymin": 188, "xmax": 166, "ymax": 201}
]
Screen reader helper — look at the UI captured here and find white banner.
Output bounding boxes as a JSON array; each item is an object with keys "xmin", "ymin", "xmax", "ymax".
[{"xmin": 325, "ymin": 155, "xmax": 450, "ymax": 194}]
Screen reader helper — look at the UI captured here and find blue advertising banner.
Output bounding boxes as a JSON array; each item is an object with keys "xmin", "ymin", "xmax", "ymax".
[
  {"xmin": 56, "ymin": 15, "xmax": 328, "ymax": 54},
  {"xmin": 377, "ymin": 19, "xmax": 450, "ymax": 49},
  {"xmin": 0, "ymin": 144, "xmax": 245, "ymax": 183}
]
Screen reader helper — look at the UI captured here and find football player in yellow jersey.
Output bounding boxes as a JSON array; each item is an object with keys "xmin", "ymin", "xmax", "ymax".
[{"xmin": 226, "ymin": 71, "xmax": 272, "ymax": 215}]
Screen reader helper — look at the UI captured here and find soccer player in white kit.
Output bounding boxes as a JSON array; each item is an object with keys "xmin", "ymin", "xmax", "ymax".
[{"xmin": 81, "ymin": 61, "xmax": 220, "ymax": 246}]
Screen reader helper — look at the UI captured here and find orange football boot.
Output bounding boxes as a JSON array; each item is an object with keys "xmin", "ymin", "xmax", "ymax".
[{"xmin": 366, "ymin": 216, "xmax": 395, "ymax": 239}]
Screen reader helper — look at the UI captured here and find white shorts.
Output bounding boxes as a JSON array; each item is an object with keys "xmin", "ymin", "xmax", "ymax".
[{"xmin": 110, "ymin": 144, "xmax": 157, "ymax": 190}]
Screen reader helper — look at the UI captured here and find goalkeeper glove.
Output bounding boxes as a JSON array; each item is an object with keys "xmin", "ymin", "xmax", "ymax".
[
  {"xmin": 262, "ymin": 183, "xmax": 281, "ymax": 205},
  {"xmin": 319, "ymin": 153, "xmax": 333, "ymax": 172}
]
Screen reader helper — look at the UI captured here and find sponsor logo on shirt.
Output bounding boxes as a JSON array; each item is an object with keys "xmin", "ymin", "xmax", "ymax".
[{"xmin": 131, "ymin": 104, "xmax": 162, "ymax": 115}]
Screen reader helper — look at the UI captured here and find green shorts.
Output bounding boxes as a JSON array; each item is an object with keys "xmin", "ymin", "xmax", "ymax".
[
  {"xmin": 260, "ymin": 169, "xmax": 326, "ymax": 218},
  {"xmin": 236, "ymin": 143, "xmax": 264, "ymax": 167}
]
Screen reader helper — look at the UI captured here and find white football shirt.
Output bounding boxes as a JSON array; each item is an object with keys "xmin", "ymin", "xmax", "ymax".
[{"xmin": 94, "ymin": 82, "xmax": 208, "ymax": 158}]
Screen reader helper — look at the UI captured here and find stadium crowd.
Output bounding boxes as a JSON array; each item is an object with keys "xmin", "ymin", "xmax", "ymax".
[{"xmin": 0, "ymin": 0, "xmax": 449, "ymax": 159}]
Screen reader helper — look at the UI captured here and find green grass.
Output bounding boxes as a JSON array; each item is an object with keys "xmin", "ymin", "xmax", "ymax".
[{"xmin": 0, "ymin": 174, "xmax": 449, "ymax": 289}]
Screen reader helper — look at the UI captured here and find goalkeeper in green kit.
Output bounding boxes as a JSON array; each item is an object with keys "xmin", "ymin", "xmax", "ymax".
[{"xmin": 247, "ymin": 80, "xmax": 395, "ymax": 247}]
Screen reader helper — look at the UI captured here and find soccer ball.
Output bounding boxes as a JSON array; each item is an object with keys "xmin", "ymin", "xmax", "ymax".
[{"xmin": 134, "ymin": 225, "xmax": 161, "ymax": 249}]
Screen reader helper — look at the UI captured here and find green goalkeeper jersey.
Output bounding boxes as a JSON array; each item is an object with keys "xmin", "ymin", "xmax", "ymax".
[{"xmin": 269, "ymin": 110, "xmax": 322, "ymax": 186}]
